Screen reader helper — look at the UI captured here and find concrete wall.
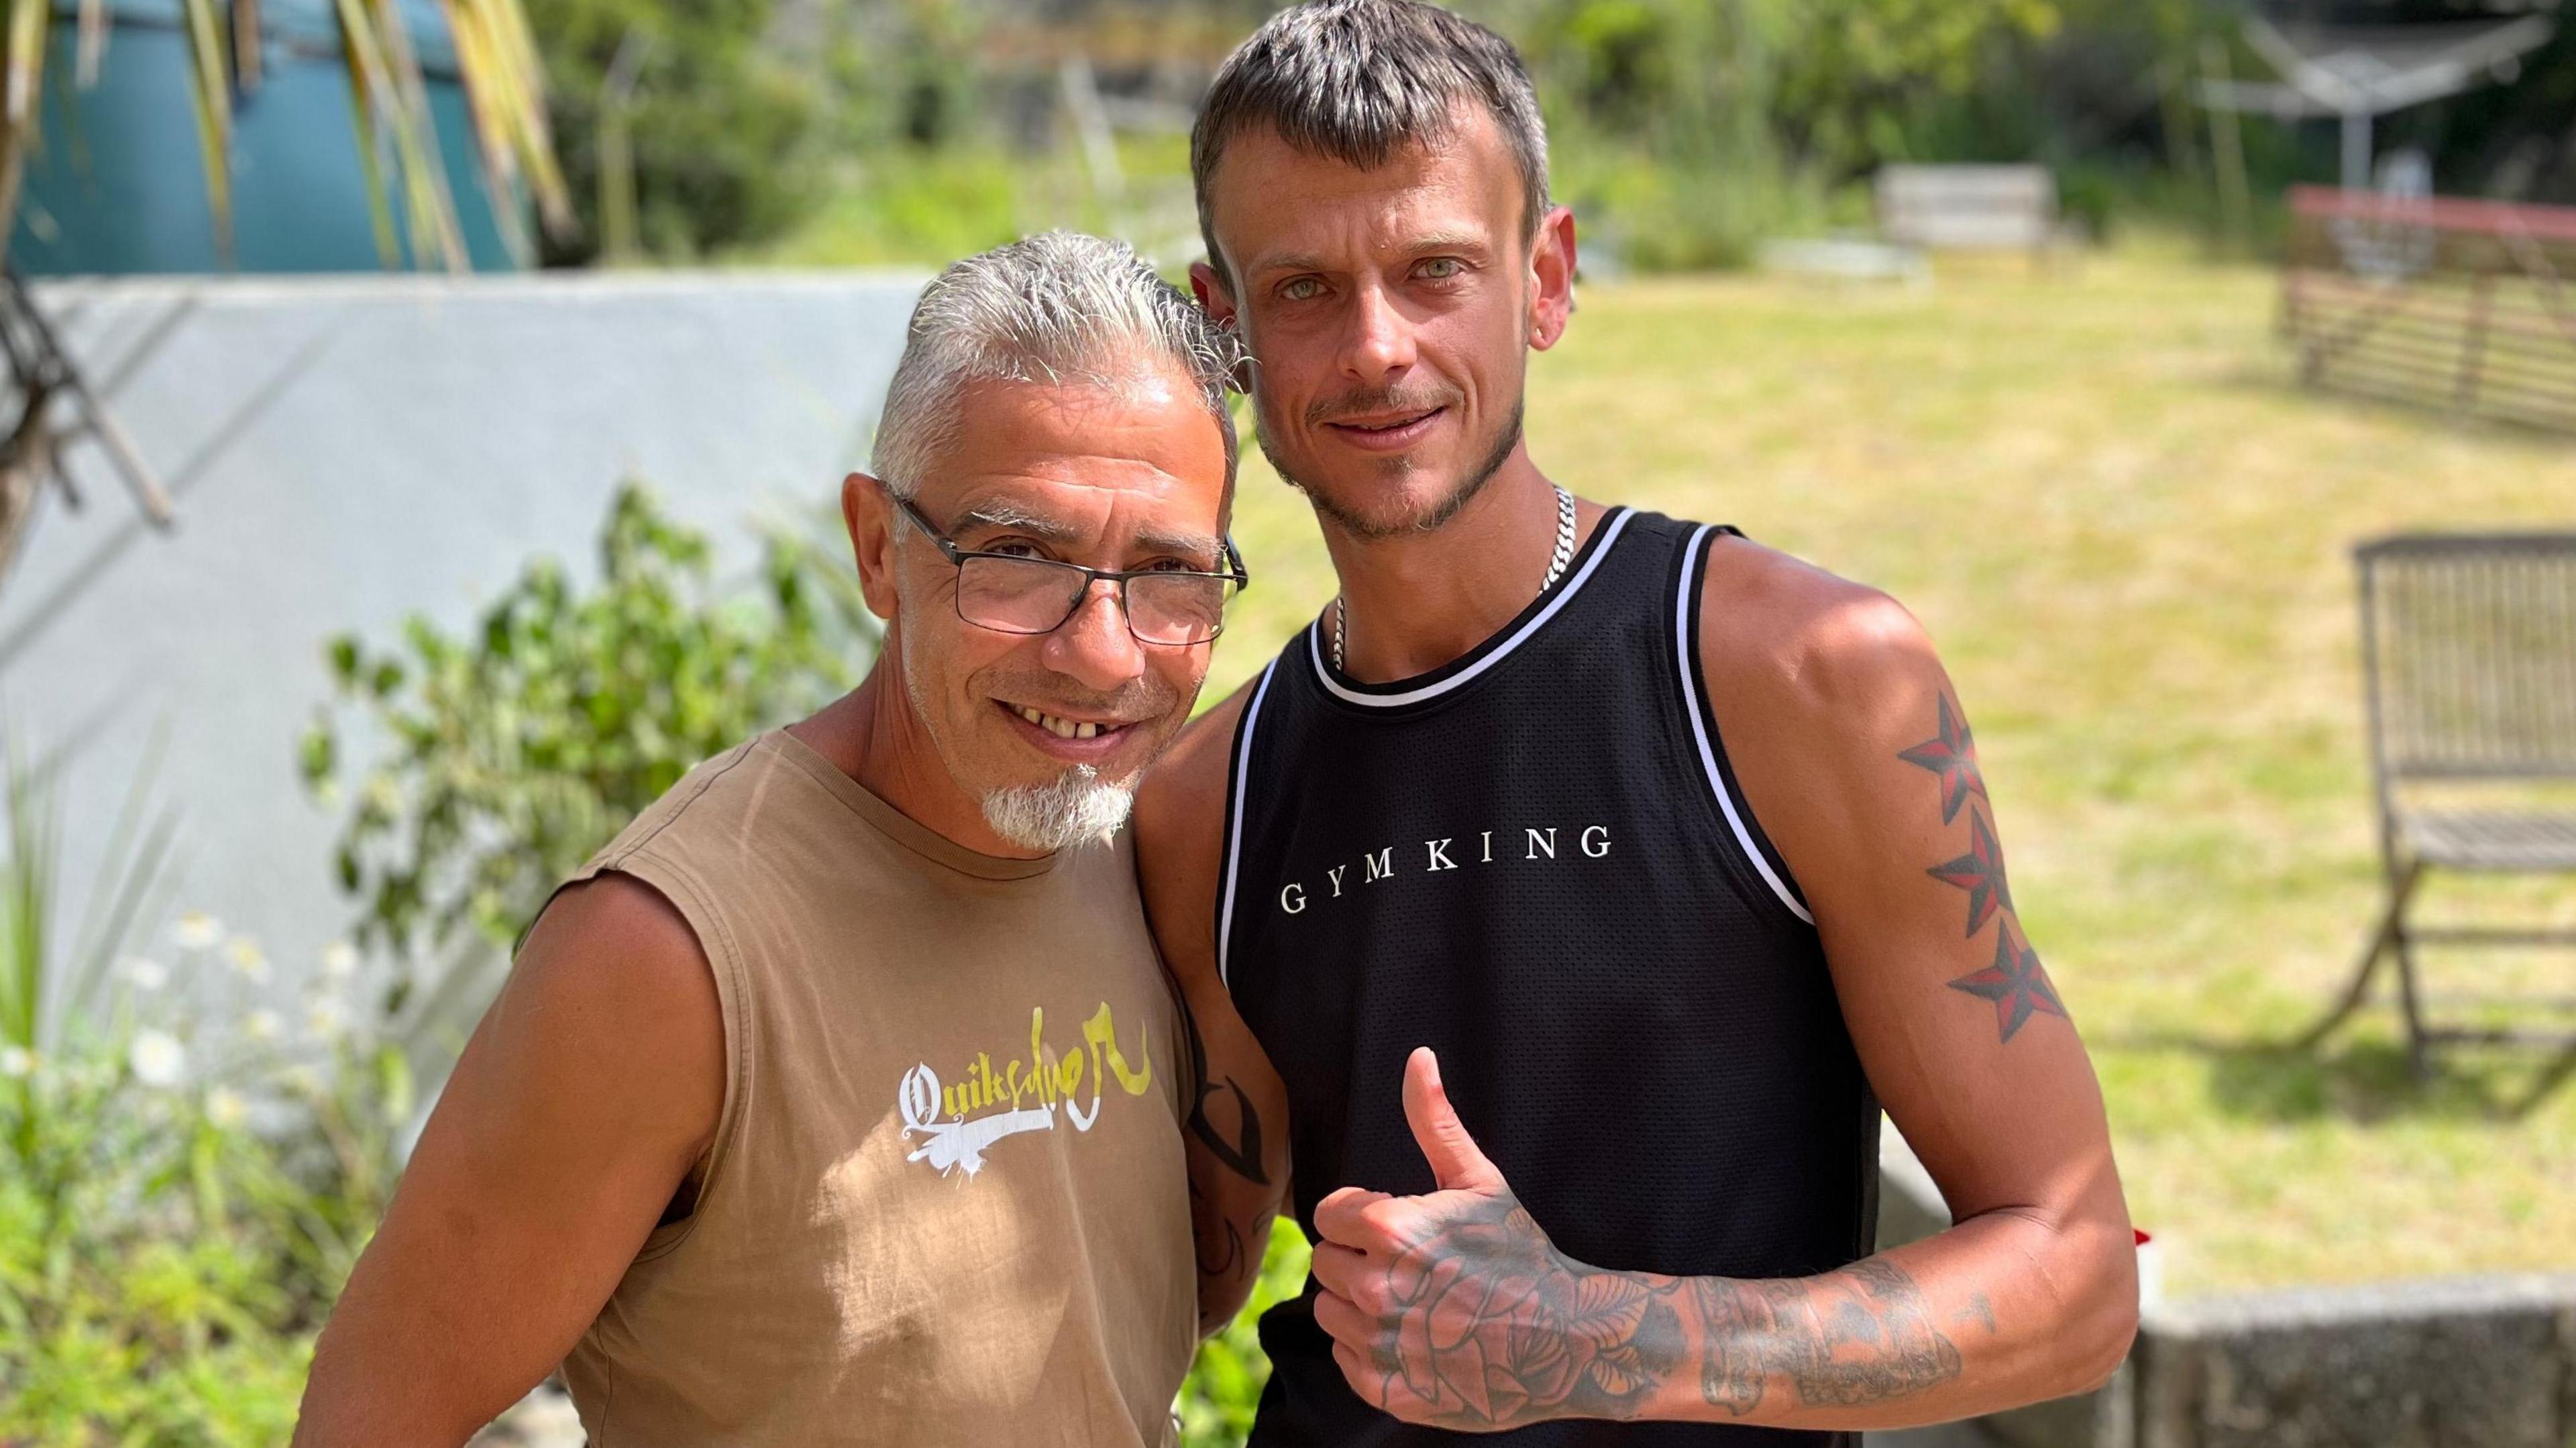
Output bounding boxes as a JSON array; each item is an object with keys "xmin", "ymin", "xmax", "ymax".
[
  {"xmin": 1877, "ymin": 1129, "xmax": 2576, "ymax": 1448},
  {"xmin": 4, "ymin": 272, "xmax": 921, "ymax": 1022}
]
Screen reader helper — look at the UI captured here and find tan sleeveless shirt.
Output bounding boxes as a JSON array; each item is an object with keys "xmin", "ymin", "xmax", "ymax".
[{"xmin": 554, "ymin": 729, "xmax": 1195, "ymax": 1447}]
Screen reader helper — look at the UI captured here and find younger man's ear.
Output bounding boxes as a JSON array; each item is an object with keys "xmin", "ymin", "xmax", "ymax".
[
  {"xmin": 1527, "ymin": 205, "xmax": 1578, "ymax": 350},
  {"xmin": 843, "ymin": 472, "xmax": 900, "ymax": 623},
  {"xmin": 1189, "ymin": 261, "xmax": 1239, "ymax": 329}
]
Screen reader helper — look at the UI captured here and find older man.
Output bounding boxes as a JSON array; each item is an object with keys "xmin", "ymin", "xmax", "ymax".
[
  {"xmin": 294, "ymin": 232, "xmax": 1248, "ymax": 1447},
  {"xmin": 1136, "ymin": 1, "xmax": 2138, "ymax": 1444}
]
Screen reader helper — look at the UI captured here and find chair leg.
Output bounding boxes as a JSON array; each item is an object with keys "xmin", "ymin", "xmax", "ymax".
[
  {"xmin": 2392, "ymin": 879, "xmax": 2432, "ymax": 1080},
  {"xmin": 2300, "ymin": 859, "xmax": 2423, "ymax": 1051}
]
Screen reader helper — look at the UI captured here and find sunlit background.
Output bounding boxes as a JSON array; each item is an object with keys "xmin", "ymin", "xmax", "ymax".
[{"xmin": 1, "ymin": 0, "xmax": 2571, "ymax": 1443}]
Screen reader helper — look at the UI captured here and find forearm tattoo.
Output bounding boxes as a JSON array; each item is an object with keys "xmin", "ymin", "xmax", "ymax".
[
  {"xmin": 1691, "ymin": 1259, "xmax": 1963, "ymax": 1416},
  {"xmin": 1169, "ymin": 972, "xmax": 1269, "ymax": 1289},
  {"xmin": 1358, "ymin": 1196, "xmax": 1963, "ymax": 1430},
  {"xmin": 1899, "ymin": 693, "xmax": 2065, "ymax": 1042}
]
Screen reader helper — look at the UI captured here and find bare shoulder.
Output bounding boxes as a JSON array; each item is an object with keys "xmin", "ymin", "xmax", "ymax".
[
  {"xmin": 517, "ymin": 872, "xmax": 718, "ymax": 1025},
  {"xmin": 1132, "ymin": 677, "xmax": 1265, "ymax": 970},
  {"xmin": 1699, "ymin": 532, "xmax": 1943, "ymax": 738},
  {"xmin": 471, "ymin": 871, "xmax": 724, "ymax": 1166}
]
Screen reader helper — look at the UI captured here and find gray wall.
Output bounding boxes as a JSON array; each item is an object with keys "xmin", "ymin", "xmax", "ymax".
[{"xmin": 4, "ymin": 271, "xmax": 922, "ymax": 1023}]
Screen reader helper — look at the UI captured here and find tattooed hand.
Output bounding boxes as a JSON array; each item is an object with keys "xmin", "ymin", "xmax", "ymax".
[{"xmin": 1309, "ymin": 1048, "xmax": 1680, "ymax": 1431}]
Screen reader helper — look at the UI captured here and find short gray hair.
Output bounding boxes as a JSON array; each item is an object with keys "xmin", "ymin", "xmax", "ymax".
[
  {"xmin": 871, "ymin": 231, "xmax": 1245, "ymax": 509},
  {"xmin": 1191, "ymin": 0, "xmax": 1550, "ymax": 290}
]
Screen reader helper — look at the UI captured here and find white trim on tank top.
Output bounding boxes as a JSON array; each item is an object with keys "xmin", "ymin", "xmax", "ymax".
[
  {"xmin": 1215, "ymin": 659, "xmax": 1279, "ymax": 989},
  {"xmin": 1677, "ymin": 524, "xmax": 1816, "ymax": 926},
  {"xmin": 1304, "ymin": 508, "xmax": 1636, "ymax": 708}
]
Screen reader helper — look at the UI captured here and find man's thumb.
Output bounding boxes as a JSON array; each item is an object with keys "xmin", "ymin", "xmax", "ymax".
[{"xmin": 1401, "ymin": 1047, "xmax": 1503, "ymax": 1193}]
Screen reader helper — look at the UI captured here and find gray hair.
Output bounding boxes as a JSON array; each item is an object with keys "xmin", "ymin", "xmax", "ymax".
[
  {"xmin": 1191, "ymin": 0, "xmax": 1550, "ymax": 290},
  {"xmin": 871, "ymin": 231, "xmax": 1245, "ymax": 510}
]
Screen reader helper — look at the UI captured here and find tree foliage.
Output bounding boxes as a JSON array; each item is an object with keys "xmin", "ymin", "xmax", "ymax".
[{"xmin": 299, "ymin": 484, "xmax": 877, "ymax": 1011}]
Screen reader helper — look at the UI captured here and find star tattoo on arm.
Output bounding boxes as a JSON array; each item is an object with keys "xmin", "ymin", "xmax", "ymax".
[
  {"xmin": 1898, "ymin": 693, "xmax": 1988, "ymax": 824},
  {"xmin": 1927, "ymin": 808, "xmax": 2012, "ymax": 936},
  {"xmin": 1947, "ymin": 917, "xmax": 2065, "ymax": 1043},
  {"xmin": 1898, "ymin": 693, "xmax": 2068, "ymax": 1046}
]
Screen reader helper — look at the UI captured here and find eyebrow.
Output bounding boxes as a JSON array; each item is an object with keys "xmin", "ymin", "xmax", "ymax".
[
  {"xmin": 1252, "ymin": 233, "xmax": 1491, "ymax": 279},
  {"xmin": 950, "ymin": 500, "xmax": 1223, "ymax": 568}
]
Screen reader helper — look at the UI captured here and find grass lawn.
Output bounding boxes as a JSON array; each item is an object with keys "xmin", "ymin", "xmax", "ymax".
[{"xmin": 1194, "ymin": 239, "xmax": 2576, "ymax": 1301}]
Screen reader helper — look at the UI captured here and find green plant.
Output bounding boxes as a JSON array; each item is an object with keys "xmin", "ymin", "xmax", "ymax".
[
  {"xmin": 1176, "ymin": 1228, "xmax": 1315, "ymax": 1448},
  {"xmin": 300, "ymin": 482, "xmax": 877, "ymax": 1023},
  {"xmin": 1, "ymin": 725, "xmax": 180, "ymax": 1159},
  {"xmin": 0, "ymin": 904, "xmax": 410, "ymax": 1443}
]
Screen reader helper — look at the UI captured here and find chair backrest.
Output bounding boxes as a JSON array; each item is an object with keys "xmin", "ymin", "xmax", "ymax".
[
  {"xmin": 2356, "ymin": 533, "xmax": 2576, "ymax": 786},
  {"xmin": 1876, "ymin": 165, "xmax": 2057, "ymax": 251}
]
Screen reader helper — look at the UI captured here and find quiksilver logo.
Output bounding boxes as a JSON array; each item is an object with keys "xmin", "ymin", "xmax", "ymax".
[{"xmin": 1279, "ymin": 826, "xmax": 1611, "ymax": 915}]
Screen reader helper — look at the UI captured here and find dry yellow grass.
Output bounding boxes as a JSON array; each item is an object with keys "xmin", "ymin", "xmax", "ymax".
[{"xmin": 1197, "ymin": 241, "xmax": 2576, "ymax": 1299}]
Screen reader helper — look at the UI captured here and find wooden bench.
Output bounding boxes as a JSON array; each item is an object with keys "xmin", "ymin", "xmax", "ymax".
[
  {"xmin": 2280, "ymin": 184, "xmax": 2576, "ymax": 431},
  {"xmin": 1874, "ymin": 164, "xmax": 2065, "ymax": 265}
]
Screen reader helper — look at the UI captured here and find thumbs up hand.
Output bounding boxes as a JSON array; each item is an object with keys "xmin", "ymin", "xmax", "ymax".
[{"xmin": 1309, "ymin": 1048, "xmax": 1671, "ymax": 1431}]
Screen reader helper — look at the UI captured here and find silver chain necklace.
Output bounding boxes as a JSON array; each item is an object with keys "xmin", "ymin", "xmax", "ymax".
[{"xmin": 1332, "ymin": 484, "xmax": 1576, "ymax": 674}]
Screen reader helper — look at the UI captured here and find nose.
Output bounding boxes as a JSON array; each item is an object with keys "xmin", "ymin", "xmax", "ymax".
[
  {"xmin": 1039, "ymin": 579, "xmax": 1147, "ymax": 694},
  {"xmin": 1339, "ymin": 281, "xmax": 1416, "ymax": 386}
]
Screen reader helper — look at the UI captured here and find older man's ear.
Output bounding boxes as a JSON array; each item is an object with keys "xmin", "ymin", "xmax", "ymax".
[{"xmin": 843, "ymin": 471, "xmax": 901, "ymax": 622}]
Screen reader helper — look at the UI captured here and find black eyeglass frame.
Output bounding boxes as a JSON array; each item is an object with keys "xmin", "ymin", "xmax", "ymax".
[{"xmin": 890, "ymin": 492, "xmax": 1250, "ymax": 645}]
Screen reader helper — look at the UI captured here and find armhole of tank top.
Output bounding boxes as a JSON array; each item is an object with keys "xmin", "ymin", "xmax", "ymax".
[
  {"xmin": 1212, "ymin": 659, "xmax": 1280, "ymax": 993},
  {"xmin": 1674, "ymin": 524, "xmax": 1817, "ymax": 930},
  {"xmin": 590, "ymin": 846, "xmax": 751, "ymax": 1266}
]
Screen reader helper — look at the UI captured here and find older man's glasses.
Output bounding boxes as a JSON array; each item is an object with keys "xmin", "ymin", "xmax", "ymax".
[{"xmin": 892, "ymin": 495, "xmax": 1248, "ymax": 647}]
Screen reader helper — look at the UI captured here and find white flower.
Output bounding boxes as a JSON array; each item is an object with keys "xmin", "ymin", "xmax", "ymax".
[
  {"xmin": 204, "ymin": 1086, "xmax": 247, "ymax": 1129},
  {"xmin": 172, "ymin": 912, "xmax": 223, "ymax": 950},
  {"xmin": 306, "ymin": 997, "xmax": 349, "ymax": 1042},
  {"xmin": 320, "ymin": 940, "xmax": 359, "ymax": 981},
  {"xmin": 119, "ymin": 957, "xmax": 170, "ymax": 993},
  {"xmin": 0, "ymin": 1046, "xmax": 34, "ymax": 1079},
  {"xmin": 244, "ymin": 1010, "xmax": 283, "ymax": 1043},
  {"xmin": 278, "ymin": 1064, "xmax": 326, "ymax": 1098},
  {"xmin": 223, "ymin": 936, "xmax": 270, "ymax": 984},
  {"xmin": 129, "ymin": 1030, "xmax": 186, "ymax": 1088}
]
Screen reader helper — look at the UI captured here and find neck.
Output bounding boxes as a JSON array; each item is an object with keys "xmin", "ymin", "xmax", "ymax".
[
  {"xmin": 1327, "ymin": 444, "xmax": 1595, "ymax": 683},
  {"xmin": 787, "ymin": 645, "xmax": 1050, "ymax": 860}
]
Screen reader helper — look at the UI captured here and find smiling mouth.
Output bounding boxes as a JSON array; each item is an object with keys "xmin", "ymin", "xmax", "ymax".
[
  {"xmin": 1328, "ymin": 406, "xmax": 1444, "ymax": 434},
  {"xmin": 999, "ymin": 701, "xmax": 1132, "ymax": 742}
]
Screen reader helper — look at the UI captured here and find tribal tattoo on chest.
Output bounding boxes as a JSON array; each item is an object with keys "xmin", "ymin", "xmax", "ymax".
[{"xmin": 1899, "ymin": 693, "xmax": 2067, "ymax": 1044}]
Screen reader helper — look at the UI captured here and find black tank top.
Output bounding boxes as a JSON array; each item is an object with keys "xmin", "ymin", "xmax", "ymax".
[{"xmin": 1216, "ymin": 508, "xmax": 1879, "ymax": 1447}]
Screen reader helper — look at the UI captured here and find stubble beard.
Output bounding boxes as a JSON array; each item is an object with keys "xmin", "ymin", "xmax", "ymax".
[{"xmin": 1260, "ymin": 396, "xmax": 1527, "ymax": 542}]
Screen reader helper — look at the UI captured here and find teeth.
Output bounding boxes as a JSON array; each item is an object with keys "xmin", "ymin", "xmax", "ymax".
[{"xmin": 1010, "ymin": 704, "xmax": 1112, "ymax": 741}]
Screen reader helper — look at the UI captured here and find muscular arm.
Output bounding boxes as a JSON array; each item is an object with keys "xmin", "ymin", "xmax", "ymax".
[
  {"xmin": 1307, "ymin": 541, "xmax": 2135, "ymax": 1432},
  {"xmin": 292, "ymin": 875, "xmax": 725, "ymax": 1446},
  {"xmin": 1133, "ymin": 682, "xmax": 1295, "ymax": 1335},
  {"xmin": 1682, "ymin": 539, "xmax": 2135, "ymax": 1425}
]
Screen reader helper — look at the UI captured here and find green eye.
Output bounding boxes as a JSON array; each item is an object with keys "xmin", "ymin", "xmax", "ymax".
[
  {"xmin": 1280, "ymin": 278, "xmax": 1323, "ymax": 302},
  {"xmin": 1418, "ymin": 258, "xmax": 1464, "ymax": 280}
]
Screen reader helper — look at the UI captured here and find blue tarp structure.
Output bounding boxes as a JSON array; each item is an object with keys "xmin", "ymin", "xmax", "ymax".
[{"xmin": 12, "ymin": 0, "xmax": 523, "ymax": 274}]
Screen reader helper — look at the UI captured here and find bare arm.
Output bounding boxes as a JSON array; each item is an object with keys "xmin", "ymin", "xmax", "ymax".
[
  {"xmin": 1684, "ymin": 547, "xmax": 2135, "ymax": 1423},
  {"xmin": 1303, "ymin": 545, "xmax": 2135, "ymax": 1432},
  {"xmin": 292, "ymin": 874, "xmax": 726, "ymax": 1446},
  {"xmin": 1134, "ymin": 682, "xmax": 1295, "ymax": 1335}
]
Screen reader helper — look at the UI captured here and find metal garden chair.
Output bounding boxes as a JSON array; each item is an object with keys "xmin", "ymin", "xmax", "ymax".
[{"xmin": 2305, "ymin": 532, "xmax": 2576, "ymax": 1074}]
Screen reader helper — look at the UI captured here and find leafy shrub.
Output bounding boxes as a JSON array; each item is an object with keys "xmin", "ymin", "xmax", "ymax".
[
  {"xmin": 0, "ymin": 924, "xmax": 411, "ymax": 1445},
  {"xmin": 300, "ymin": 482, "xmax": 877, "ymax": 1021}
]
